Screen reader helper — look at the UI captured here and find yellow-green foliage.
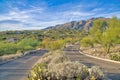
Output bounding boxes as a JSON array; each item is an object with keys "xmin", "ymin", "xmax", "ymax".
[
  {"xmin": 42, "ymin": 37, "xmax": 80, "ymax": 51},
  {"xmin": 82, "ymin": 17, "xmax": 120, "ymax": 54},
  {"xmin": 28, "ymin": 63, "xmax": 47, "ymax": 80},
  {"xmin": 0, "ymin": 29, "xmax": 82, "ymax": 56},
  {"xmin": 64, "ymin": 37, "xmax": 73, "ymax": 43},
  {"xmin": 101, "ymin": 17, "xmax": 120, "ymax": 53},
  {"xmin": 42, "ymin": 39, "xmax": 65, "ymax": 50},
  {"xmin": 80, "ymin": 37, "xmax": 94, "ymax": 47},
  {"xmin": 90, "ymin": 18, "xmax": 106, "ymax": 43},
  {"xmin": 90, "ymin": 76, "xmax": 96, "ymax": 80},
  {"xmin": 0, "ymin": 39, "xmax": 40, "ymax": 56},
  {"xmin": 0, "ymin": 41, "xmax": 17, "ymax": 56},
  {"xmin": 49, "ymin": 39, "xmax": 64, "ymax": 50},
  {"xmin": 17, "ymin": 38, "xmax": 39, "ymax": 51},
  {"xmin": 64, "ymin": 37, "xmax": 80, "ymax": 44}
]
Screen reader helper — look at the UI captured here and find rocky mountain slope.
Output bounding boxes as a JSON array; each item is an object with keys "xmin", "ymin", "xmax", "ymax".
[{"xmin": 46, "ymin": 17, "xmax": 109, "ymax": 31}]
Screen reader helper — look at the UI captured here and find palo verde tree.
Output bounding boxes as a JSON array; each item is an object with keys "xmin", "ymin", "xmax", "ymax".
[
  {"xmin": 101, "ymin": 17, "xmax": 120, "ymax": 53},
  {"xmin": 81, "ymin": 18, "xmax": 106, "ymax": 48},
  {"xmin": 90, "ymin": 19, "xmax": 106, "ymax": 44},
  {"xmin": 82, "ymin": 17, "xmax": 120, "ymax": 54}
]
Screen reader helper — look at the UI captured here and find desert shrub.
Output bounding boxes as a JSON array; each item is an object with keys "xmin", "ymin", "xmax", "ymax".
[
  {"xmin": 28, "ymin": 51, "xmax": 105, "ymax": 80},
  {"xmin": 109, "ymin": 53, "xmax": 120, "ymax": 61},
  {"xmin": 0, "ymin": 42, "xmax": 17, "ymax": 56},
  {"xmin": 50, "ymin": 40, "xmax": 64, "ymax": 50},
  {"xmin": 23, "ymin": 46, "xmax": 34, "ymax": 51},
  {"xmin": 28, "ymin": 62, "xmax": 89, "ymax": 80},
  {"xmin": 0, "ymin": 38, "xmax": 40, "ymax": 56},
  {"xmin": 46, "ymin": 61, "xmax": 89, "ymax": 80},
  {"xmin": 42, "ymin": 39, "xmax": 65, "ymax": 50},
  {"xmin": 80, "ymin": 37, "xmax": 94, "ymax": 48},
  {"xmin": 64, "ymin": 38, "xmax": 73, "ymax": 44},
  {"xmin": 89, "ymin": 66, "xmax": 105, "ymax": 80},
  {"xmin": 17, "ymin": 38, "xmax": 39, "ymax": 51},
  {"xmin": 28, "ymin": 63, "xmax": 47, "ymax": 80}
]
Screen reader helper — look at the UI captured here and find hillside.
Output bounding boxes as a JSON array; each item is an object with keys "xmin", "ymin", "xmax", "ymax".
[{"xmin": 46, "ymin": 17, "xmax": 109, "ymax": 30}]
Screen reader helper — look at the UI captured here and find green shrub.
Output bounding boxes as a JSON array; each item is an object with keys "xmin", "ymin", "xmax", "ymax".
[
  {"xmin": 42, "ymin": 39, "xmax": 65, "ymax": 50},
  {"xmin": 109, "ymin": 53, "xmax": 120, "ymax": 61},
  {"xmin": 80, "ymin": 37, "xmax": 94, "ymax": 47},
  {"xmin": 17, "ymin": 38, "xmax": 39, "ymax": 51},
  {"xmin": 0, "ymin": 38, "xmax": 40, "ymax": 56},
  {"xmin": 23, "ymin": 46, "xmax": 34, "ymax": 51},
  {"xmin": 0, "ymin": 42, "xmax": 17, "ymax": 56},
  {"xmin": 28, "ymin": 63, "xmax": 47, "ymax": 80}
]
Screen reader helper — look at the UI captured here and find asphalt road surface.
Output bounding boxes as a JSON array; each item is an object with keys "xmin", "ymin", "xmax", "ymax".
[
  {"xmin": 0, "ymin": 45, "xmax": 120, "ymax": 80},
  {"xmin": 0, "ymin": 50, "xmax": 47, "ymax": 80},
  {"xmin": 64, "ymin": 44, "xmax": 120, "ymax": 80}
]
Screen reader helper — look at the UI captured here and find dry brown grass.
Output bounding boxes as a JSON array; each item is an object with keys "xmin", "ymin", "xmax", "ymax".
[
  {"xmin": 0, "ymin": 53, "xmax": 21, "ymax": 64},
  {"xmin": 0, "ymin": 50, "xmax": 36, "ymax": 64}
]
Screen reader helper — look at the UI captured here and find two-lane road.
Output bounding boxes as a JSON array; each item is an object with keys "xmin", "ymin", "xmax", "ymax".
[
  {"xmin": 64, "ymin": 45, "xmax": 120, "ymax": 80},
  {"xmin": 0, "ymin": 45, "xmax": 120, "ymax": 80},
  {"xmin": 0, "ymin": 50, "xmax": 47, "ymax": 80}
]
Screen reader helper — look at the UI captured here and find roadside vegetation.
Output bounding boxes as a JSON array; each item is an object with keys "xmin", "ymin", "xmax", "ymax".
[
  {"xmin": 27, "ymin": 51, "xmax": 105, "ymax": 80},
  {"xmin": 0, "ymin": 29, "xmax": 82, "ymax": 64},
  {"xmin": 0, "ymin": 41, "xmax": 17, "ymax": 56},
  {"xmin": 0, "ymin": 39, "xmax": 40, "ymax": 56},
  {"xmin": 0, "ymin": 29, "xmax": 82, "ymax": 56},
  {"xmin": 80, "ymin": 17, "xmax": 120, "ymax": 61}
]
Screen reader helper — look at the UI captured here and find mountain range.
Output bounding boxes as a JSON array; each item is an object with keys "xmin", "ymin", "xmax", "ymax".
[{"xmin": 45, "ymin": 17, "xmax": 109, "ymax": 31}]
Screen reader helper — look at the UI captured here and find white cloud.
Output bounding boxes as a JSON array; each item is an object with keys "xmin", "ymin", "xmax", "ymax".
[
  {"xmin": 0, "ymin": 1, "xmax": 120, "ymax": 31},
  {"xmin": 92, "ymin": 8, "xmax": 104, "ymax": 12},
  {"xmin": 59, "ymin": 11, "xmax": 95, "ymax": 21},
  {"xmin": 93, "ymin": 11, "xmax": 120, "ymax": 18},
  {"xmin": 0, "ymin": 6, "xmax": 44, "ymax": 22},
  {"xmin": 64, "ymin": 11, "xmax": 94, "ymax": 16},
  {"xmin": 0, "ymin": 23, "xmax": 43, "ymax": 31},
  {"xmin": 0, "ymin": 23, "xmax": 25, "ymax": 31},
  {"xmin": 0, "ymin": 11, "xmax": 29, "ymax": 22}
]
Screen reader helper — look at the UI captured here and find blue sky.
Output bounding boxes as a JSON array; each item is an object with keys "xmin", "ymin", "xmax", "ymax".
[{"xmin": 0, "ymin": 0, "xmax": 120, "ymax": 31}]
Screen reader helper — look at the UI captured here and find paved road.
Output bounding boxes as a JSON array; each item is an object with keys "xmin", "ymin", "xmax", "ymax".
[
  {"xmin": 64, "ymin": 44, "xmax": 120, "ymax": 80},
  {"xmin": 0, "ymin": 50, "xmax": 47, "ymax": 80}
]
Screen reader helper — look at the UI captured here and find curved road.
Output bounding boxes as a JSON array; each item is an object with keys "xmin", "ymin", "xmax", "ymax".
[
  {"xmin": 64, "ymin": 44, "xmax": 120, "ymax": 80},
  {"xmin": 0, "ymin": 45, "xmax": 120, "ymax": 80},
  {"xmin": 0, "ymin": 50, "xmax": 47, "ymax": 80}
]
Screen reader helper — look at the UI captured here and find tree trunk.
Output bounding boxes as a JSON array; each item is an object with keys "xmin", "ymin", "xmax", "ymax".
[{"xmin": 106, "ymin": 44, "xmax": 111, "ymax": 54}]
